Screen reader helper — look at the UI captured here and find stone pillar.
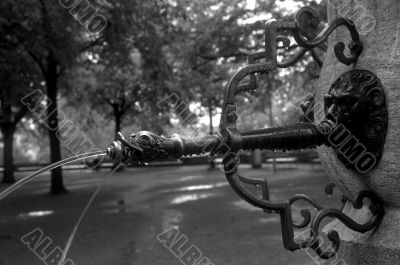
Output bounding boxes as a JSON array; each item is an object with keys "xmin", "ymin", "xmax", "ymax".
[{"xmin": 316, "ymin": 0, "xmax": 400, "ymax": 264}]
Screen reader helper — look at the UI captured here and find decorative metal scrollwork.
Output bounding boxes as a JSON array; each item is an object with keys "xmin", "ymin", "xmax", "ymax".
[
  {"xmin": 218, "ymin": 6, "xmax": 381, "ymax": 260},
  {"xmin": 264, "ymin": 5, "xmax": 362, "ymax": 73},
  {"xmin": 107, "ymin": 6, "xmax": 383, "ymax": 261},
  {"xmin": 222, "ymin": 165, "xmax": 384, "ymax": 259}
]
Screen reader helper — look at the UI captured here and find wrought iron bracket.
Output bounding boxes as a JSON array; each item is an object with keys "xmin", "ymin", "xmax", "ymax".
[
  {"xmin": 270, "ymin": 6, "xmax": 362, "ymax": 67},
  {"xmin": 222, "ymin": 165, "xmax": 384, "ymax": 259},
  {"xmin": 106, "ymin": 6, "xmax": 382, "ymax": 261},
  {"xmin": 216, "ymin": 6, "xmax": 381, "ymax": 260},
  {"xmin": 262, "ymin": 5, "xmax": 362, "ymax": 79}
]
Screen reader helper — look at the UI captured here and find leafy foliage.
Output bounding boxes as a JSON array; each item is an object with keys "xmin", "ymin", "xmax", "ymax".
[{"xmin": 0, "ymin": 0, "xmax": 326, "ymax": 174}]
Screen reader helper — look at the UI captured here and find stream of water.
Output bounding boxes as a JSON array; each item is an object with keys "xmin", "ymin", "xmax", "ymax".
[
  {"xmin": 0, "ymin": 151, "xmax": 107, "ymax": 201},
  {"xmin": 59, "ymin": 163, "xmax": 123, "ymax": 264}
]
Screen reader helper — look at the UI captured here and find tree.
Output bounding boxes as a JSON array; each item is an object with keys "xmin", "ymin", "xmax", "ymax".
[
  {"xmin": 0, "ymin": 0, "xmax": 135, "ymax": 193},
  {"xmin": 1, "ymin": 0, "xmax": 80, "ymax": 192},
  {"xmin": 126, "ymin": 1, "xmax": 180, "ymax": 134},
  {"xmin": 0, "ymin": 62, "xmax": 33, "ymax": 183},
  {"xmin": 73, "ymin": 59, "xmax": 145, "ymax": 135},
  {"xmin": 0, "ymin": 22, "xmax": 41, "ymax": 183},
  {"xmin": 72, "ymin": 1, "xmax": 181, "ymax": 136}
]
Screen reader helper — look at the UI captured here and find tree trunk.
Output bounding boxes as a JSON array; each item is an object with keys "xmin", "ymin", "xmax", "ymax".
[
  {"xmin": 46, "ymin": 56, "xmax": 67, "ymax": 194},
  {"xmin": 251, "ymin": 149, "xmax": 262, "ymax": 169},
  {"xmin": 112, "ymin": 112, "xmax": 125, "ymax": 171},
  {"xmin": 267, "ymin": 79, "xmax": 276, "ymax": 172},
  {"xmin": 1, "ymin": 123, "xmax": 16, "ymax": 183},
  {"xmin": 115, "ymin": 113, "xmax": 122, "ymax": 134},
  {"xmin": 208, "ymin": 103, "xmax": 215, "ymax": 169}
]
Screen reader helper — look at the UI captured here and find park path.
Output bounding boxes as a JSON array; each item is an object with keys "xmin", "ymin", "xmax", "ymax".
[{"xmin": 0, "ymin": 164, "xmax": 341, "ymax": 265}]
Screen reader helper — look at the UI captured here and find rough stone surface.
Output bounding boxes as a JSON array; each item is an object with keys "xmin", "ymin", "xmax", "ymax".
[
  {"xmin": 323, "ymin": 203, "xmax": 400, "ymax": 265},
  {"xmin": 316, "ymin": 1, "xmax": 400, "ymax": 264},
  {"xmin": 317, "ymin": 0, "xmax": 400, "ymax": 206}
]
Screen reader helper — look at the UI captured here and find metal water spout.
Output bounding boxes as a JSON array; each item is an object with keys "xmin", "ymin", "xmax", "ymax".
[
  {"xmin": 107, "ymin": 123, "xmax": 328, "ymax": 166},
  {"xmin": 107, "ymin": 7, "xmax": 387, "ymax": 259}
]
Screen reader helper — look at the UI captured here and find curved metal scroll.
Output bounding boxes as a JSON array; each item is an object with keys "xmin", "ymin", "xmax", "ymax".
[
  {"xmin": 218, "ymin": 6, "xmax": 379, "ymax": 260},
  {"xmin": 292, "ymin": 17, "xmax": 362, "ymax": 66},
  {"xmin": 264, "ymin": 6, "xmax": 362, "ymax": 71},
  {"xmin": 222, "ymin": 163, "xmax": 384, "ymax": 259}
]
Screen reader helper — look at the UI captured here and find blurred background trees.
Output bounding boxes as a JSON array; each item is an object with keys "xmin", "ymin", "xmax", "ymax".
[
  {"xmin": 0, "ymin": 44, "xmax": 38, "ymax": 183},
  {"xmin": 0, "ymin": 0, "xmax": 325, "ymax": 191}
]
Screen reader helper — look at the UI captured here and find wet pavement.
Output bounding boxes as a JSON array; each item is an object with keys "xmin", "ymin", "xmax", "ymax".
[{"xmin": 0, "ymin": 164, "xmax": 342, "ymax": 265}]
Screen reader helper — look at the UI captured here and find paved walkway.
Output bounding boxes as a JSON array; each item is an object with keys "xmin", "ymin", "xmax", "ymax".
[{"xmin": 0, "ymin": 164, "xmax": 341, "ymax": 265}]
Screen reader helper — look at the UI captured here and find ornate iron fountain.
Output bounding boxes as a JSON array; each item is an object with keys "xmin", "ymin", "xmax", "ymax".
[{"xmin": 107, "ymin": 7, "xmax": 386, "ymax": 259}]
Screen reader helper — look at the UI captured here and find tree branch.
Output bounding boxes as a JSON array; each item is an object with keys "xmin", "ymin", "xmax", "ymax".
[
  {"xmin": 197, "ymin": 52, "xmax": 248, "ymax": 61},
  {"xmin": 27, "ymin": 50, "xmax": 47, "ymax": 76},
  {"xmin": 79, "ymin": 37, "xmax": 104, "ymax": 53},
  {"xmin": 105, "ymin": 98, "xmax": 113, "ymax": 107},
  {"xmin": 56, "ymin": 66, "xmax": 65, "ymax": 78},
  {"xmin": 121, "ymin": 103, "xmax": 130, "ymax": 115},
  {"xmin": 192, "ymin": 51, "xmax": 249, "ymax": 70}
]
